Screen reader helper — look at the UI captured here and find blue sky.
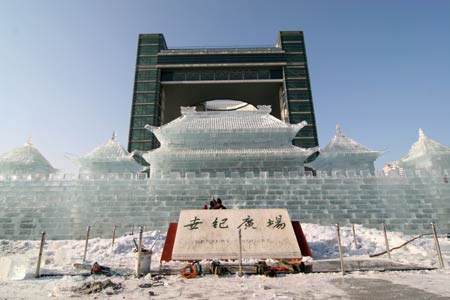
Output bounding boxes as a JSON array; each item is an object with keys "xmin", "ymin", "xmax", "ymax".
[{"xmin": 0, "ymin": 0, "xmax": 449, "ymax": 172}]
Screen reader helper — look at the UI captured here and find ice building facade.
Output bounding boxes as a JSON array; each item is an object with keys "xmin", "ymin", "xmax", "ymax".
[
  {"xmin": 307, "ymin": 124, "xmax": 382, "ymax": 175},
  {"xmin": 1, "ymin": 119, "xmax": 450, "ymax": 240},
  {"xmin": 142, "ymin": 105, "xmax": 318, "ymax": 177}
]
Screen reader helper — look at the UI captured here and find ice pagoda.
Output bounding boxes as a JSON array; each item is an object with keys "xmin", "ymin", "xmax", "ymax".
[
  {"xmin": 142, "ymin": 105, "xmax": 318, "ymax": 177},
  {"xmin": 398, "ymin": 128, "xmax": 450, "ymax": 172},
  {"xmin": 70, "ymin": 132, "xmax": 143, "ymax": 174},
  {"xmin": 308, "ymin": 124, "xmax": 382, "ymax": 174},
  {"xmin": 0, "ymin": 138, "xmax": 57, "ymax": 176}
]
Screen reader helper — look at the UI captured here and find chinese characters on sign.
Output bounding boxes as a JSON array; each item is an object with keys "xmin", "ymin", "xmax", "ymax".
[
  {"xmin": 183, "ymin": 216, "xmax": 203, "ymax": 230},
  {"xmin": 183, "ymin": 215, "xmax": 286, "ymax": 230},
  {"xmin": 267, "ymin": 215, "xmax": 286, "ymax": 229},
  {"xmin": 212, "ymin": 217, "xmax": 229, "ymax": 229},
  {"xmin": 172, "ymin": 209, "xmax": 302, "ymax": 260}
]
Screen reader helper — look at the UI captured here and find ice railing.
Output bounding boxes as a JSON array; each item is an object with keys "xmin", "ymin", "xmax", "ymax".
[
  {"xmin": 0, "ymin": 172, "xmax": 148, "ymax": 181},
  {"xmin": 0, "ymin": 169, "xmax": 448, "ymax": 181},
  {"xmin": 150, "ymin": 169, "xmax": 450, "ymax": 179}
]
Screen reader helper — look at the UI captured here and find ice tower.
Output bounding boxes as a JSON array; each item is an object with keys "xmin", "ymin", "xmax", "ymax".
[
  {"xmin": 0, "ymin": 138, "xmax": 56, "ymax": 176},
  {"xmin": 69, "ymin": 132, "xmax": 144, "ymax": 174},
  {"xmin": 398, "ymin": 128, "xmax": 450, "ymax": 172},
  {"xmin": 142, "ymin": 105, "xmax": 318, "ymax": 177},
  {"xmin": 308, "ymin": 124, "xmax": 382, "ymax": 174}
]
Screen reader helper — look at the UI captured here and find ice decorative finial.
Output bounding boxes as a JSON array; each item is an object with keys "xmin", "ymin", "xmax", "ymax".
[
  {"xmin": 336, "ymin": 124, "xmax": 343, "ymax": 137},
  {"xmin": 180, "ymin": 106, "xmax": 196, "ymax": 115},
  {"xmin": 111, "ymin": 131, "xmax": 117, "ymax": 141},
  {"xmin": 26, "ymin": 136, "xmax": 33, "ymax": 146},
  {"xmin": 418, "ymin": 128, "xmax": 425, "ymax": 139},
  {"xmin": 144, "ymin": 124, "xmax": 159, "ymax": 132},
  {"xmin": 256, "ymin": 105, "xmax": 272, "ymax": 114}
]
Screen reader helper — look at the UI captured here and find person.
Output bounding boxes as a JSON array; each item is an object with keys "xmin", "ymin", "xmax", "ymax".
[
  {"xmin": 202, "ymin": 204, "xmax": 208, "ymax": 209},
  {"xmin": 91, "ymin": 262, "xmax": 111, "ymax": 275},
  {"xmin": 209, "ymin": 195, "xmax": 217, "ymax": 209},
  {"xmin": 215, "ymin": 198, "xmax": 226, "ymax": 209}
]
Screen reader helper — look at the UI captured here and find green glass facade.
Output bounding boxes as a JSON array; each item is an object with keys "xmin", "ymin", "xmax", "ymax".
[
  {"xmin": 279, "ymin": 31, "xmax": 319, "ymax": 148},
  {"xmin": 128, "ymin": 31, "xmax": 319, "ymax": 156}
]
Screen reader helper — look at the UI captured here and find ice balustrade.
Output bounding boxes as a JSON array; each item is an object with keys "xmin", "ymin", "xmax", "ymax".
[{"xmin": 0, "ymin": 169, "xmax": 449, "ymax": 181}]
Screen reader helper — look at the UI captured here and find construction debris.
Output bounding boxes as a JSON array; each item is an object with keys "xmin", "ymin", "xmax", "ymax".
[{"xmin": 71, "ymin": 279, "xmax": 123, "ymax": 295}]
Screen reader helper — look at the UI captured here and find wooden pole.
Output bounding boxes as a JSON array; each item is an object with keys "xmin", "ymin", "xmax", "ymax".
[
  {"xmin": 112, "ymin": 226, "xmax": 117, "ymax": 248},
  {"xmin": 82, "ymin": 226, "xmax": 90, "ymax": 263},
  {"xmin": 336, "ymin": 223, "xmax": 345, "ymax": 275},
  {"xmin": 136, "ymin": 226, "xmax": 143, "ymax": 277},
  {"xmin": 352, "ymin": 224, "xmax": 359, "ymax": 249},
  {"xmin": 382, "ymin": 223, "xmax": 391, "ymax": 259},
  {"xmin": 431, "ymin": 222, "xmax": 445, "ymax": 268},
  {"xmin": 238, "ymin": 229, "xmax": 243, "ymax": 277},
  {"xmin": 35, "ymin": 231, "xmax": 46, "ymax": 278}
]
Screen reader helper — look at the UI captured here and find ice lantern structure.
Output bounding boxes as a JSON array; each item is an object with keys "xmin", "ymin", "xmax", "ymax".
[
  {"xmin": 142, "ymin": 105, "xmax": 319, "ymax": 177},
  {"xmin": 308, "ymin": 124, "xmax": 383, "ymax": 175},
  {"xmin": 0, "ymin": 138, "xmax": 57, "ymax": 176},
  {"xmin": 69, "ymin": 132, "xmax": 144, "ymax": 174}
]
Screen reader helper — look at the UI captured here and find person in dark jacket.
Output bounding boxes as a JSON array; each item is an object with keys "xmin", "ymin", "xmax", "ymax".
[
  {"xmin": 209, "ymin": 195, "xmax": 217, "ymax": 209},
  {"xmin": 215, "ymin": 198, "xmax": 226, "ymax": 209}
]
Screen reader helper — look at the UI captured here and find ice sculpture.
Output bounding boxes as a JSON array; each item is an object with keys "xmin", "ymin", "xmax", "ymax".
[
  {"xmin": 68, "ymin": 132, "xmax": 144, "ymax": 174},
  {"xmin": 398, "ymin": 128, "xmax": 450, "ymax": 171},
  {"xmin": 308, "ymin": 124, "xmax": 382, "ymax": 174},
  {"xmin": 142, "ymin": 105, "xmax": 318, "ymax": 177},
  {"xmin": 203, "ymin": 99, "xmax": 257, "ymax": 111},
  {"xmin": 0, "ymin": 137, "xmax": 56, "ymax": 176}
]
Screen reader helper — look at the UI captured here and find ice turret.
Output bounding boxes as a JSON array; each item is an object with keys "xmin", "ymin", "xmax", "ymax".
[
  {"xmin": 308, "ymin": 124, "xmax": 382, "ymax": 174},
  {"xmin": 398, "ymin": 128, "xmax": 450, "ymax": 172},
  {"xmin": 70, "ymin": 132, "xmax": 143, "ymax": 174},
  {"xmin": 142, "ymin": 106, "xmax": 318, "ymax": 177},
  {"xmin": 0, "ymin": 137, "xmax": 57, "ymax": 176}
]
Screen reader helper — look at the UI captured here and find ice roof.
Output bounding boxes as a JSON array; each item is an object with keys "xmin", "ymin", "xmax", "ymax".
[
  {"xmin": 322, "ymin": 124, "xmax": 381, "ymax": 155},
  {"xmin": 82, "ymin": 132, "xmax": 131, "ymax": 161},
  {"xmin": 151, "ymin": 106, "xmax": 299, "ymax": 131},
  {"xmin": 72, "ymin": 132, "xmax": 143, "ymax": 174},
  {"xmin": 400, "ymin": 128, "xmax": 450, "ymax": 163},
  {"xmin": 0, "ymin": 138, "xmax": 56, "ymax": 175}
]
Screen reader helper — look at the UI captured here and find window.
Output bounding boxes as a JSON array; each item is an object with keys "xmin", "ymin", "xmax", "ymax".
[
  {"xmin": 286, "ymin": 79, "xmax": 308, "ymax": 89},
  {"xmin": 138, "ymin": 56, "xmax": 157, "ymax": 65},
  {"xmin": 139, "ymin": 46, "xmax": 160, "ymax": 55},
  {"xmin": 136, "ymin": 70, "xmax": 158, "ymax": 81}
]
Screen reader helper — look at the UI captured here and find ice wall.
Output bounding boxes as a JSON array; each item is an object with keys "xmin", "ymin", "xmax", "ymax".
[{"xmin": 1, "ymin": 171, "xmax": 450, "ymax": 240}]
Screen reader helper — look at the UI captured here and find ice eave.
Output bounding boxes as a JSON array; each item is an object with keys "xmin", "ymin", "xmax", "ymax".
[
  {"xmin": 143, "ymin": 145, "xmax": 318, "ymax": 160},
  {"xmin": 319, "ymin": 150, "xmax": 383, "ymax": 158}
]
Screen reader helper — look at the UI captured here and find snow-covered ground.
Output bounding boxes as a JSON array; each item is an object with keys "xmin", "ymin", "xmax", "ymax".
[{"xmin": 1, "ymin": 224, "xmax": 450, "ymax": 299}]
